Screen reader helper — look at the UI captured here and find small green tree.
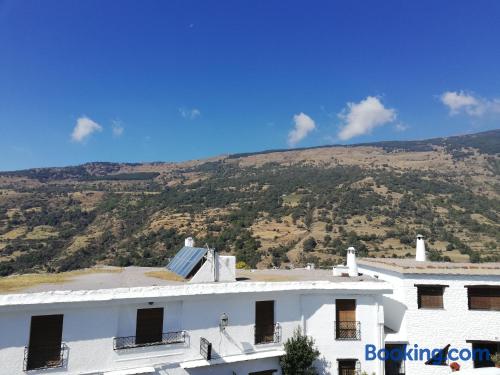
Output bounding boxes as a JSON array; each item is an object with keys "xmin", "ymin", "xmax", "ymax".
[
  {"xmin": 303, "ymin": 237, "xmax": 317, "ymax": 252},
  {"xmin": 280, "ymin": 327, "xmax": 320, "ymax": 375}
]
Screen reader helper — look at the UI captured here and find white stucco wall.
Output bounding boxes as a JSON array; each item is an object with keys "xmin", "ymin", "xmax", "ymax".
[
  {"xmin": 0, "ymin": 282, "xmax": 389, "ymax": 375},
  {"xmin": 359, "ymin": 264, "xmax": 500, "ymax": 375}
]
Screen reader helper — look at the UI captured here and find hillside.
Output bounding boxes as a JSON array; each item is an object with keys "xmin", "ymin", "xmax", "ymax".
[{"xmin": 0, "ymin": 130, "xmax": 499, "ymax": 276}]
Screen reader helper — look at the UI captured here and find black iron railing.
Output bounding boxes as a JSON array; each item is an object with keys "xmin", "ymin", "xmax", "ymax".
[
  {"xmin": 113, "ymin": 331, "xmax": 186, "ymax": 350},
  {"xmin": 200, "ymin": 337, "xmax": 212, "ymax": 360},
  {"xmin": 335, "ymin": 321, "xmax": 361, "ymax": 340},
  {"xmin": 254, "ymin": 323, "xmax": 281, "ymax": 344},
  {"xmin": 23, "ymin": 343, "xmax": 67, "ymax": 371}
]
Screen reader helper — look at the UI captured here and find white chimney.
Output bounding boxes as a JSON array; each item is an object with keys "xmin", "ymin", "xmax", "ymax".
[
  {"xmin": 184, "ymin": 237, "xmax": 195, "ymax": 247},
  {"xmin": 346, "ymin": 246, "xmax": 358, "ymax": 277},
  {"xmin": 415, "ymin": 234, "xmax": 426, "ymax": 262}
]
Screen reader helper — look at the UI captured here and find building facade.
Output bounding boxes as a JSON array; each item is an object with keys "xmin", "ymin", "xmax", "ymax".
[
  {"xmin": 358, "ymin": 257, "xmax": 500, "ymax": 375},
  {"xmin": 0, "ymin": 273, "xmax": 390, "ymax": 375}
]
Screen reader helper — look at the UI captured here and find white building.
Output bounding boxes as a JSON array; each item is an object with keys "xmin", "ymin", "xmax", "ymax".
[
  {"xmin": 0, "ymin": 264, "xmax": 390, "ymax": 375},
  {"xmin": 358, "ymin": 237, "xmax": 500, "ymax": 375},
  {"xmin": 1, "ymin": 237, "xmax": 498, "ymax": 375}
]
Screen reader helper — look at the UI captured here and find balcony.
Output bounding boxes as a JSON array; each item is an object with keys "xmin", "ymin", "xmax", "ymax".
[
  {"xmin": 113, "ymin": 331, "xmax": 186, "ymax": 350},
  {"xmin": 335, "ymin": 321, "xmax": 361, "ymax": 340},
  {"xmin": 254, "ymin": 323, "xmax": 281, "ymax": 345},
  {"xmin": 24, "ymin": 343, "xmax": 68, "ymax": 371}
]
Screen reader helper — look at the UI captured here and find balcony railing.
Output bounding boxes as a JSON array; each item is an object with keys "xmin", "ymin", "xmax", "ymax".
[
  {"xmin": 113, "ymin": 331, "xmax": 186, "ymax": 350},
  {"xmin": 200, "ymin": 337, "xmax": 212, "ymax": 360},
  {"xmin": 23, "ymin": 343, "xmax": 68, "ymax": 371},
  {"xmin": 254, "ymin": 323, "xmax": 281, "ymax": 345},
  {"xmin": 335, "ymin": 321, "xmax": 361, "ymax": 340}
]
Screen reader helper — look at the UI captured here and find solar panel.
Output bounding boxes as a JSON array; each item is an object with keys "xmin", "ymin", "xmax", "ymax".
[{"xmin": 167, "ymin": 246, "xmax": 208, "ymax": 278}]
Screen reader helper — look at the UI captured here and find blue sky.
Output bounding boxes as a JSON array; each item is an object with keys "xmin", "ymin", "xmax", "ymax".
[{"xmin": 1, "ymin": 0, "xmax": 500, "ymax": 171}]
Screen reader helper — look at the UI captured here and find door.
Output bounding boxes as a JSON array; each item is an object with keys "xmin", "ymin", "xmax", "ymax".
[
  {"xmin": 385, "ymin": 344, "xmax": 406, "ymax": 375},
  {"xmin": 27, "ymin": 315, "xmax": 64, "ymax": 370},
  {"xmin": 255, "ymin": 300, "xmax": 275, "ymax": 344},
  {"xmin": 135, "ymin": 308, "xmax": 164, "ymax": 345}
]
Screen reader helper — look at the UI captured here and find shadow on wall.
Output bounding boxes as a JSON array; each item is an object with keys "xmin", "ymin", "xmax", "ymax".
[
  {"xmin": 315, "ymin": 356, "xmax": 332, "ymax": 375},
  {"xmin": 383, "ymin": 296, "xmax": 406, "ymax": 333}
]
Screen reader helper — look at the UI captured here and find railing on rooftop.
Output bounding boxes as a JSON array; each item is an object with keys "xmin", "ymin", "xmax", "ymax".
[
  {"xmin": 113, "ymin": 331, "xmax": 186, "ymax": 350},
  {"xmin": 23, "ymin": 343, "xmax": 68, "ymax": 371},
  {"xmin": 200, "ymin": 337, "xmax": 212, "ymax": 360},
  {"xmin": 335, "ymin": 321, "xmax": 361, "ymax": 340},
  {"xmin": 254, "ymin": 323, "xmax": 281, "ymax": 345}
]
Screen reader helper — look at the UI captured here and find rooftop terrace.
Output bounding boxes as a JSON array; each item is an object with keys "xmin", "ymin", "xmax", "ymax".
[
  {"xmin": 358, "ymin": 258, "xmax": 500, "ymax": 276},
  {"xmin": 0, "ymin": 266, "xmax": 380, "ymax": 295}
]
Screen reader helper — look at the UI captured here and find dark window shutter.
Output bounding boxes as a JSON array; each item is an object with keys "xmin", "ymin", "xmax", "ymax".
[
  {"xmin": 336, "ymin": 299, "xmax": 356, "ymax": 321},
  {"xmin": 27, "ymin": 315, "xmax": 63, "ymax": 370},
  {"xmin": 468, "ymin": 287, "xmax": 500, "ymax": 311},
  {"xmin": 135, "ymin": 308, "xmax": 164, "ymax": 345},
  {"xmin": 417, "ymin": 286, "xmax": 444, "ymax": 309}
]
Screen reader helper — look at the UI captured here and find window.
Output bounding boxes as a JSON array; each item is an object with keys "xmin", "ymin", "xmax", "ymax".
[
  {"xmin": 255, "ymin": 300, "xmax": 276, "ymax": 344},
  {"xmin": 335, "ymin": 299, "xmax": 360, "ymax": 340},
  {"xmin": 467, "ymin": 286, "xmax": 500, "ymax": 311},
  {"xmin": 416, "ymin": 285, "xmax": 445, "ymax": 309},
  {"xmin": 469, "ymin": 341, "xmax": 500, "ymax": 368},
  {"xmin": 135, "ymin": 308, "xmax": 164, "ymax": 345},
  {"xmin": 338, "ymin": 359, "xmax": 359, "ymax": 375},
  {"xmin": 26, "ymin": 315, "xmax": 64, "ymax": 371}
]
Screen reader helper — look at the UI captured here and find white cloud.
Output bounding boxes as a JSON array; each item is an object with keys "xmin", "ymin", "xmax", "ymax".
[
  {"xmin": 440, "ymin": 91, "xmax": 500, "ymax": 117},
  {"xmin": 112, "ymin": 120, "xmax": 124, "ymax": 137},
  {"xmin": 71, "ymin": 116, "xmax": 102, "ymax": 143},
  {"xmin": 394, "ymin": 122, "xmax": 409, "ymax": 132},
  {"xmin": 337, "ymin": 96, "xmax": 396, "ymax": 141},
  {"xmin": 287, "ymin": 112, "xmax": 316, "ymax": 146},
  {"xmin": 179, "ymin": 107, "xmax": 201, "ymax": 120}
]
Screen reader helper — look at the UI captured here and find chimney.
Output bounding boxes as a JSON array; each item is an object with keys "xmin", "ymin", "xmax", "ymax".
[
  {"xmin": 415, "ymin": 234, "xmax": 426, "ymax": 262},
  {"xmin": 346, "ymin": 246, "xmax": 358, "ymax": 277},
  {"xmin": 184, "ymin": 237, "xmax": 195, "ymax": 247}
]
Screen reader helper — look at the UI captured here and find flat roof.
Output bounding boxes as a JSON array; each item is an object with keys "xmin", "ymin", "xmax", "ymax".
[
  {"xmin": 358, "ymin": 258, "xmax": 500, "ymax": 276},
  {"xmin": 0, "ymin": 266, "xmax": 381, "ymax": 295},
  {"xmin": 0, "ymin": 267, "xmax": 391, "ymax": 308}
]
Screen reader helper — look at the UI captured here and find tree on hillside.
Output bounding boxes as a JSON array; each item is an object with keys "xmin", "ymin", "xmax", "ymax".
[
  {"xmin": 303, "ymin": 237, "xmax": 317, "ymax": 252},
  {"xmin": 280, "ymin": 327, "xmax": 320, "ymax": 375}
]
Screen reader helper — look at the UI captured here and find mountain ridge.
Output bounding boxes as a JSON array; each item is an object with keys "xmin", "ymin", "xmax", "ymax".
[
  {"xmin": 0, "ymin": 129, "xmax": 498, "ymax": 276},
  {"xmin": 1, "ymin": 129, "xmax": 498, "ymax": 175}
]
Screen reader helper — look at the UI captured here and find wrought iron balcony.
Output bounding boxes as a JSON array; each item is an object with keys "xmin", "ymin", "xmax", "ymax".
[
  {"xmin": 23, "ymin": 343, "xmax": 68, "ymax": 371},
  {"xmin": 254, "ymin": 323, "xmax": 281, "ymax": 345},
  {"xmin": 200, "ymin": 337, "xmax": 212, "ymax": 360},
  {"xmin": 335, "ymin": 321, "xmax": 361, "ymax": 340},
  {"xmin": 113, "ymin": 331, "xmax": 186, "ymax": 350}
]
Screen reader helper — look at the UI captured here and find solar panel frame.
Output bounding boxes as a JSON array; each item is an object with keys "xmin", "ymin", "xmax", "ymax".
[{"xmin": 166, "ymin": 246, "xmax": 208, "ymax": 278}]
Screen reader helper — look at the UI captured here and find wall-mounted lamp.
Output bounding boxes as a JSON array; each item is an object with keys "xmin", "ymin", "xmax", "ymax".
[{"xmin": 219, "ymin": 313, "xmax": 229, "ymax": 331}]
